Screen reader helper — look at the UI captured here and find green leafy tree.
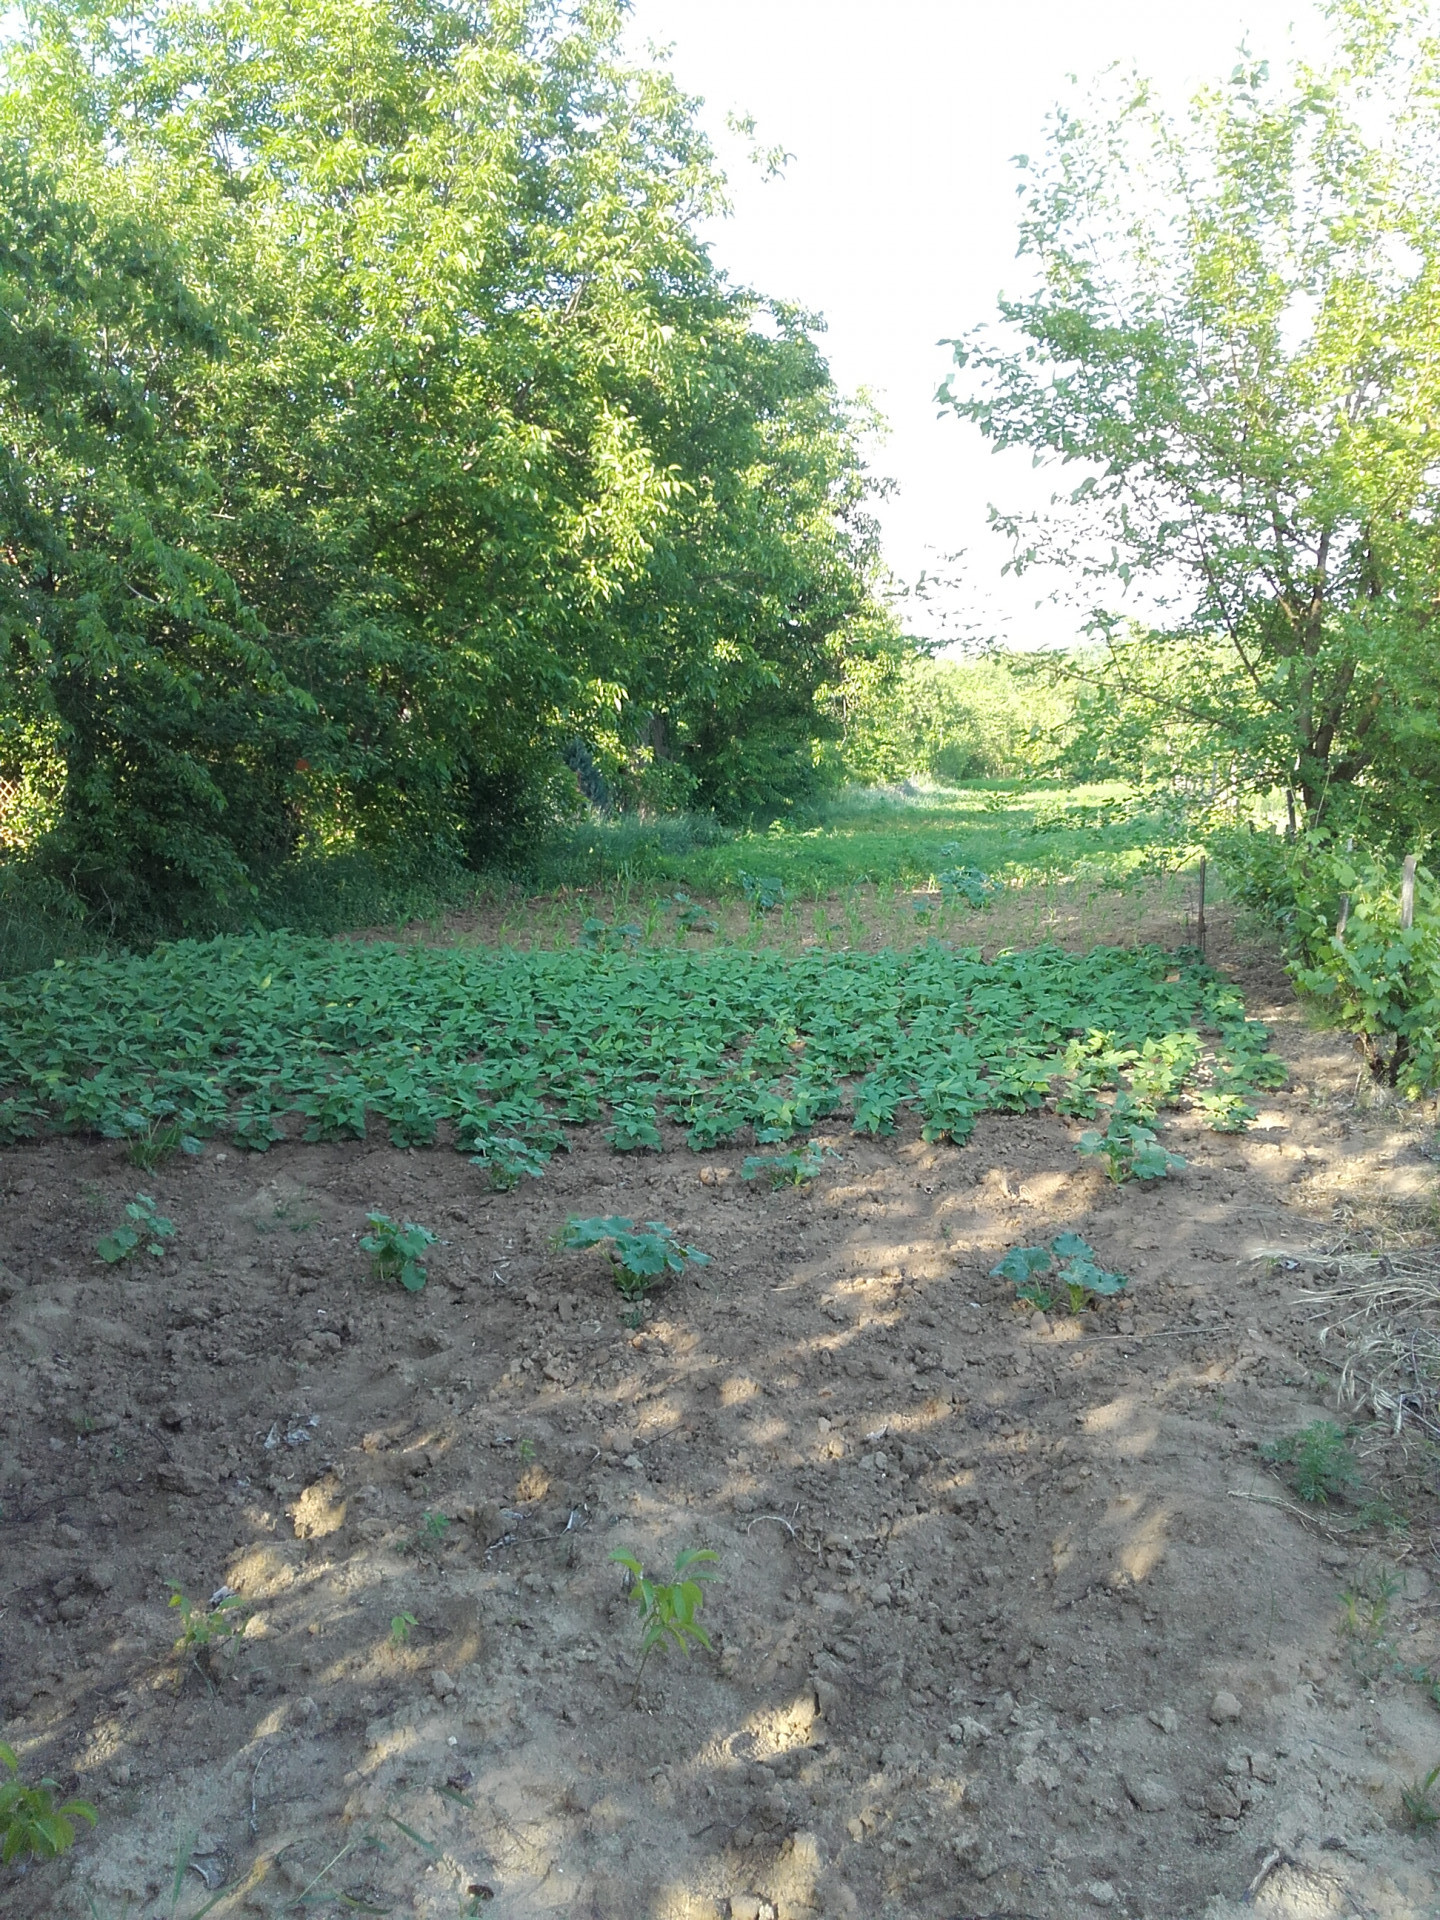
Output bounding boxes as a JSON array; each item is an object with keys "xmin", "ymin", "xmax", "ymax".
[
  {"xmin": 940, "ymin": 2, "xmax": 1440, "ymax": 836},
  {"xmin": 0, "ymin": 0, "xmax": 889, "ymax": 931}
]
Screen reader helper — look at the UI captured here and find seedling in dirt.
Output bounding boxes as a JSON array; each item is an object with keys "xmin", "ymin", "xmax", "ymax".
[
  {"xmin": 400, "ymin": 1510, "xmax": 451, "ymax": 1557},
  {"xmin": 557, "ymin": 1216, "xmax": 709, "ymax": 1300},
  {"xmin": 360, "ymin": 1212, "xmax": 436, "ymax": 1292},
  {"xmin": 390, "ymin": 1612, "xmax": 418, "ymax": 1646},
  {"xmin": 168, "ymin": 1582, "xmax": 247, "ymax": 1652},
  {"xmin": 605, "ymin": 1102, "xmax": 663, "ymax": 1153},
  {"xmin": 1339, "ymin": 1568, "xmax": 1400, "ymax": 1650},
  {"xmin": 0, "ymin": 1743, "xmax": 97, "ymax": 1863},
  {"xmin": 739, "ymin": 871, "xmax": 784, "ymax": 913},
  {"xmin": 580, "ymin": 916, "xmax": 642, "ymax": 951},
  {"xmin": 741, "ymin": 1142, "xmax": 836, "ymax": 1188},
  {"xmin": 469, "ymin": 1135, "xmax": 550, "ymax": 1190},
  {"xmin": 118, "ymin": 1102, "xmax": 204, "ymax": 1170},
  {"xmin": 1402, "ymin": 1764, "xmax": 1440, "ymax": 1832},
  {"xmin": 96, "ymin": 1193, "xmax": 176, "ymax": 1264},
  {"xmin": 1195, "ymin": 1089, "xmax": 1259, "ymax": 1133},
  {"xmin": 991, "ymin": 1232, "xmax": 1128, "ymax": 1313},
  {"xmin": 1076, "ymin": 1094, "xmax": 1186, "ymax": 1183},
  {"xmin": 937, "ymin": 864, "xmax": 999, "ymax": 908},
  {"xmin": 1260, "ymin": 1421, "xmax": 1361, "ymax": 1505},
  {"xmin": 610, "ymin": 1547, "xmax": 719, "ymax": 1698},
  {"xmin": 671, "ymin": 892, "xmax": 717, "ymax": 934}
]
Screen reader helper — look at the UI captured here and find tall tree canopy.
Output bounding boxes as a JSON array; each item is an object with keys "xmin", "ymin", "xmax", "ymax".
[
  {"xmin": 940, "ymin": 0, "xmax": 1440, "ymax": 837},
  {"xmin": 0, "ymin": 0, "xmax": 892, "ymax": 929}
]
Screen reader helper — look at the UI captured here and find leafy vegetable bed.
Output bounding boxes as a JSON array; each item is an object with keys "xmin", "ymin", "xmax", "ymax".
[{"xmin": 0, "ymin": 934, "xmax": 1282, "ymax": 1161}]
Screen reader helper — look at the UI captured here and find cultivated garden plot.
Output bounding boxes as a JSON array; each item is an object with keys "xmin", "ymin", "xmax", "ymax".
[{"xmin": 3, "ymin": 935, "xmax": 1440, "ymax": 1920}]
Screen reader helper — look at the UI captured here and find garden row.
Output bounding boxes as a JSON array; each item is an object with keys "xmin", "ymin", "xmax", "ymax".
[{"xmin": 0, "ymin": 934, "xmax": 1283, "ymax": 1176}]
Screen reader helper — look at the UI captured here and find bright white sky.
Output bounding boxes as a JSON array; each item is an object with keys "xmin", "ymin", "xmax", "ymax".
[{"xmin": 624, "ymin": 0, "xmax": 1331, "ymax": 653}]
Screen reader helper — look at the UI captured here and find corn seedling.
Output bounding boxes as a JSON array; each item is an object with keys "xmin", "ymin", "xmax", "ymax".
[
  {"xmin": 1402, "ymin": 1764, "xmax": 1440, "ymax": 1832},
  {"xmin": 0, "ymin": 1744, "xmax": 96, "ymax": 1864},
  {"xmin": 1260, "ymin": 1421, "xmax": 1361, "ymax": 1505},
  {"xmin": 991, "ymin": 1232, "xmax": 1128, "ymax": 1313},
  {"xmin": 610, "ymin": 1547, "xmax": 719, "ymax": 1699},
  {"xmin": 96, "ymin": 1193, "xmax": 175, "ymax": 1264},
  {"xmin": 558, "ymin": 1216, "xmax": 709, "ymax": 1299},
  {"xmin": 360, "ymin": 1212, "xmax": 435, "ymax": 1292}
]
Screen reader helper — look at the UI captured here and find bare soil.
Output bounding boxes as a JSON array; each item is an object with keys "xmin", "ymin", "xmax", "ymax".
[{"xmin": 5, "ymin": 935, "xmax": 1440, "ymax": 1920}]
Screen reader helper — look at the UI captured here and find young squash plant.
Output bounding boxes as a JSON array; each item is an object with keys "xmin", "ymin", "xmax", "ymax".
[
  {"xmin": 992, "ymin": 1232, "xmax": 1129, "ymax": 1313},
  {"xmin": 1076, "ymin": 1092, "xmax": 1186, "ymax": 1183},
  {"xmin": 360, "ymin": 1213, "xmax": 436, "ymax": 1292},
  {"xmin": 558, "ymin": 1216, "xmax": 708, "ymax": 1300},
  {"xmin": 96, "ymin": 1193, "xmax": 176, "ymax": 1264}
]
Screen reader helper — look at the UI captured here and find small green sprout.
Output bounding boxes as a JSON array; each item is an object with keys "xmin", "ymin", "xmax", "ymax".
[
  {"xmin": 0, "ymin": 1743, "xmax": 97, "ymax": 1863},
  {"xmin": 1260, "ymin": 1421, "xmax": 1361, "ymax": 1505},
  {"xmin": 360, "ymin": 1212, "xmax": 436, "ymax": 1292},
  {"xmin": 741, "ymin": 1142, "xmax": 836, "ymax": 1188},
  {"xmin": 610, "ymin": 1547, "xmax": 719, "ymax": 1698},
  {"xmin": 167, "ymin": 1582, "xmax": 247, "ymax": 1652},
  {"xmin": 1402, "ymin": 1763, "xmax": 1440, "ymax": 1832},
  {"xmin": 96, "ymin": 1192, "xmax": 176, "ymax": 1264},
  {"xmin": 557, "ymin": 1216, "xmax": 709, "ymax": 1300},
  {"xmin": 991, "ymin": 1232, "xmax": 1128, "ymax": 1313},
  {"xmin": 390, "ymin": 1612, "xmax": 418, "ymax": 1646}
]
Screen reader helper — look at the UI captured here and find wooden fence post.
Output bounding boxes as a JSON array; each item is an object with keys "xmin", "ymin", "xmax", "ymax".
[{"xmin": 1402, "ymin": 854, "xmax": 1417, "ymax": 931}]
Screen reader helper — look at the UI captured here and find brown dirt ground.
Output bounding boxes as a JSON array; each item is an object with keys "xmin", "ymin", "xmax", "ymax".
[{"xmin": 5, "ymin": 922, "xmax": 1440, "ymax": 1920}]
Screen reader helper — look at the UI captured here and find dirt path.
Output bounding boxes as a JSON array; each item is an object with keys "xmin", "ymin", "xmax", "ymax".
[{"xmin": 4, "ymin": 957, "xmax": 1440, "ymax": 1920}]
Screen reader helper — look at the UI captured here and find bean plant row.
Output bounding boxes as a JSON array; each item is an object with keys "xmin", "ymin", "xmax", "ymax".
[{"xmin": 0, "ymin": 934, "xmax": 1282, "ymax": 1165}]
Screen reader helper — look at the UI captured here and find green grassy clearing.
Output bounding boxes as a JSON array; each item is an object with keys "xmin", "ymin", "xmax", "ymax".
[{"xmin": 534, "ymin": 779, "xmax": 1198, "ymax": 899}]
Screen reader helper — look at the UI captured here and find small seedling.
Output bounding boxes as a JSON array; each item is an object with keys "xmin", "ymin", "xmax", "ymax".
[
  {"xmin": 1402, "ymin": 1763, "xmax": 1440, "ymax": 1832},
  {"xmin": 671, "ymin": 892, "xmax": 717, "ymax": 933},
  {"xmin": 1260, "ymin": 1421, "xmax": 1361, "ymax": 1505},
  {"xmin": 1195, "ymin": 1089, "xmax": 1258, "ymax": 1133},
  {"xmin": 120, "ymin": 1102, "xmax": 204, "ymax": 1169},
  {"xmin": 741, "ymin": 1142, "xmax": 836, "ymax": 1188},
  {"xmin": 469, "ymin": 1135, "xmax": 550, "ymax": 1190},
  {"xmin": 581, "ymin": 916, "xmax": 642, "ymax": 951},
  {"xmin": 937, "ymin": 864, "xmax": 999, "ymax": 908},
  {"xmin": 1076, "ymin": 1094, "xmax": 1185, "ymax": 1183},
  {"xmin": 610, "ymin": 1547, "xmax": 719, "ymax": 1699},
  {"xmin": 991, "ymin": 1232, "xmax": 1128, "ymax": 1313},
  {"xmin": 739, "ymin": 872, "xmax": 784, "ymax": 913},
  {"xmin": 96, "ymin": 1193, "xmax": 176, "ymax": 1263},
  {"xmin": 168, "ymin": 1582, "xmax": 247, "ymax": 1652},
  {"xmin": 604, "ymin": 1103, "xmax": 663, "ymax": 1153},
  {"xmin": 557, "ymin": 1216, "xmax": 709, "ymax": 1300},
  {"xmin": 0, "ymin": 1743, "xmax": 97, "ymax": 1863},
  {"xmin": 360, "ymin": 1212, "xmax": 436, "ymax": 1292},
  {"xmin": 390, "ymin": 1612, "xmax": 417, "ymax": 1646}
]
